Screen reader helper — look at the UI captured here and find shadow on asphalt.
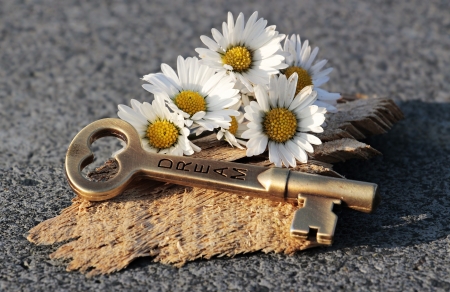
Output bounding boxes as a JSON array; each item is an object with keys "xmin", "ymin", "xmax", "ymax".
[{"xmin": 329, "ymin": 101, "xmax": 450, "ymax": 250}]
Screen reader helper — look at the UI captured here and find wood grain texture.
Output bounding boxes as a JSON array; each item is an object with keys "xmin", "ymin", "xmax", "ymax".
[{"xmin": 27, "ymin": 96, "xmax": 403, "ymax": 276}]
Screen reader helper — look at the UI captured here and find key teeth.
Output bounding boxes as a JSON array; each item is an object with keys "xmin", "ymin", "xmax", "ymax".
[
  {"xmin": 289, "ymin": 229, "xmax": 334, "ymax": 245},
  {"xmin": 317, "ymin": 235, "xmax": 334, "ymax": 246},
  {"xmin": 290, "ymin": 231, "xmax": 334, "ymax": 246},
  {"xmin": 290, "ymin": 195, "xmax": 340, "ymax": 246},
  {"xmin": 290, "ymin": 230, "xmax": 309, "ymax": 240}
]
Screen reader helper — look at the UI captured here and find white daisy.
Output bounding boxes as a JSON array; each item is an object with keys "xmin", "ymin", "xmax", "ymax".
[
  {"xmin": 283, "ymin": 34, "xmax": 341, "ymax": 113},
  {"xmin": 216, "ymin": 101, "xmax": 247, "ymax": 149},
  {"xmin": 142, "ymin": 56, "xmax": 240, "ymax": 133},
  {"xmin": 195, "ymin": 11, "xmax": 287, "ymax": 92},
  {"xmin": 117, "ymin": 97, "xmax": 199, "ymax": 156},
  {"xmin": 241, "ymin": 74, "xmax": 326, "ymax": 167}
]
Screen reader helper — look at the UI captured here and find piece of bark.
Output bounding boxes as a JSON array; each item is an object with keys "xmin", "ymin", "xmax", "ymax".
[
  {"xmin": 28, "ymin": 175, "xmax": 320, "ymax": 277},
  {"xmin": 317, "ymin": 98, "xmax": 404, "ymax": 142},
  {"xmin": 312, "ymin": 139, "xmax": 382, "ymax": 163},
  {"xmin": 27, "ymin": 96, "xmax": 403, "ymax": 276}
]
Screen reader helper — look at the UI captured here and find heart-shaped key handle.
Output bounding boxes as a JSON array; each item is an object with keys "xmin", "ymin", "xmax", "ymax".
[{"xmin": 65, "ymin": 118, "xmax": 145, "ymax": 201}]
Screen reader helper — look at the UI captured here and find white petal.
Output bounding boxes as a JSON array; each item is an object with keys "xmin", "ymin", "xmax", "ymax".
[
  {"xmin": 203, "ymin": 71, "xmax": 226, "ymax": 94},
  {"xmin": 242, "ymin": 71, "xmax": 268, "ymax": 87},
  {"xmin": 237, "ymin": 74, "xmax": 253, "ymax": 92},
  {"xmin": 146, "ymin": 74, "xmax": 178, "ymax": 96},
  {"xmin": 313, "ymin": 67, "xmax": 333, "ymax": 79},
  {"xmin": 268, "ymin": 141, "xmax": 282, "ymax": 167},
  {"xmin": 296, "ymin": 105, "xmax": 319, "ymax": 119},
  {"xmin": 315, "ymin": 88, "xmax": 341, "ymax": 101},
  {"xmin": 254, "ymin": 84, "xmax": 270, "ymax": 111},
  {"xmin": 268, "ymin": 75, "xmax": 279, "ymax": 109},
  {"xmin": 211, "ymin": 28, "xmax": 227, "ymax": 50},
  {"xmin": 190, "ymin": 141, "xmax": 201, "ymax": 152},
  {"xmin": 233, "ymin": 12, "xmax": 245, "ymax": 44},
  {"xmin": 286, "ymin": 140, "xmax": 307, "ymax": 163},
  {"xmin": 200, "ymin": 35, "xmax": 221, "ymax": 51},
  {"xmin": 161, "ymin": 64, "xmax": 182, "ymax": 89},
  {"xmin": 256, "ymin": 135, "xmax": 268, "ymax": 154},
  {"xmin": 191, "ymin": 111, "xmax": 206, "ymax": 120},
  {"xmin": 293, "ymin": 136, "xmax": 314, "ymax": 153},
  {"xmin": 141, "ymin": 102, "xmax": 158, "ymax": 122},
  {"xmin": 242, "ymin": 11, "xmax": 258, "ymax": 40},
  {"xmin": 278, "ymin": 143, "xmax": 296, "ymax": 167},
  {"xmin": 142, "ymin": 84, "xmax": 163, "ymax": 95},
  {"xmin": 314, "ymin": 100, "xmax": 337, "ymax": 113},
  {"xmin": 195, "ymin": 48, "xmax": 221, "ymax": 60},
  {"xmin": 298, "ymin": 113, "xmax": 325, "ymax": 128},
  {"xmin": 177, "ymin": 55, "xmax": 189, "ymax": 86},
  {"xmin": 253, "ymin": 44, "xmax": 282, "ymax": 60},
  {"xmin": 304, "ymin": 47, "xmax": 319, "ymax": 70},
  {"xmin": 118, "ymin": 104, "xmax": 147, "ymax": 124},
  {"xmin": 313, "ymin": 76, "xmax": 329, "ymax": 87},
  {"xmin": 310, "ymin": 59, "xmax": 328, "ymax": 75},
  {"xmin": 277, "ymin": 74, "xmax": 288, "ymax": 108}
]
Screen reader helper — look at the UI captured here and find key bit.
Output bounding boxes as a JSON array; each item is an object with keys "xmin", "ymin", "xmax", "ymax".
[
  {"xmin": 291, "ymin": 195, "xmax": 341, "ymax": 245},
  {"xmin": 65, "ymin": 118, "xmax": 381, "ymax": 244}
]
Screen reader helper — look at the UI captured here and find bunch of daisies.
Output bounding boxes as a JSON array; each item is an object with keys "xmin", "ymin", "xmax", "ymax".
[{"xmin": 117, "ymin": 11, "xmax": 340, "ymax": 168}]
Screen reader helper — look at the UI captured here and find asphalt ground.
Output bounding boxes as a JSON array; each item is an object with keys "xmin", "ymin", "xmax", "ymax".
[{"xmin": 1, "ymin": 0, "xmax": 449, "ymax": 291}]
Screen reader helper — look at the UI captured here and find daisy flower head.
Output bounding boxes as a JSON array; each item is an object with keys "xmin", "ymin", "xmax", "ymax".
[
  {"xmin": 117, "ymin": 97, "xmax": 199, "ymax": 156},
  {"xmin": 196, "ymin": 11, "xmax": 288, "ymax": 92},
  {"xmin": 242, "ymin": 74, "xmax": 326, "ymax": 167},
  {"xmin": 142, "ymin": 56, "xmax": 240, "ymax": 133},
  {"xmin": 283, "ymin": 34, "xmax": 341, "ymax": 113},
  {"xmin": 216, "ymin": 101, "xmax": 247, "ymax": 149}
]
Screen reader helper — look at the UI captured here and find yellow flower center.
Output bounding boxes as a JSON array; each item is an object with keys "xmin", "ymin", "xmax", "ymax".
[
  {"xmin": 146, "ymin": 120, "xmax": 179, "ymax": 149},
  {"xmin": 228, "ymin": 116, "xmax": 238, "ymax": 135},
  {"xmin": 222, "ymin": 46, "xmax": 252, "ymax": 72},
  {"xmin": 263, "ymin": 108, "xmax": 297, "ymax": 143},
  {"xmin": 173, "ymin": 90, "xmax": 206, "ymax": 116},
  {"xmin": 284, "ymin": 66, "xmax": 313, "ymax": 96}
]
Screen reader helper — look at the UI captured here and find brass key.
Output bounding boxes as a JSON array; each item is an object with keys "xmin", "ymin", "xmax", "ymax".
[{"xmin": 65, "ymin": 118, "xmax": 381, "ymax": 245}]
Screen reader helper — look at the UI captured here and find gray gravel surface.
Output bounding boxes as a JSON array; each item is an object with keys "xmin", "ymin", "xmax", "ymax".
[{"xmin": 1, "ymin": 0, "xmax": 449, "ymax": 291}]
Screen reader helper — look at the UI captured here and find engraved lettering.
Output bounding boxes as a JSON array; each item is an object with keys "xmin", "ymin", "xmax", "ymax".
[
  {"xmin": 176, "ymin": 161, "xmax": 192, "ymax": 171},
  {"xmin": 230, "ymin": 168, "xmax": 247, "ymax": 180},
  {"xmin": 158, "ymin": 159, "xmax": 173, "ymax": 169},
  {"xmin": 213, "ymin": 167, "xmax": 228, "ymax": 177},
  {"xmin": 194, "ymin": 164, "xmax": 210, "ymax": 173}
]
